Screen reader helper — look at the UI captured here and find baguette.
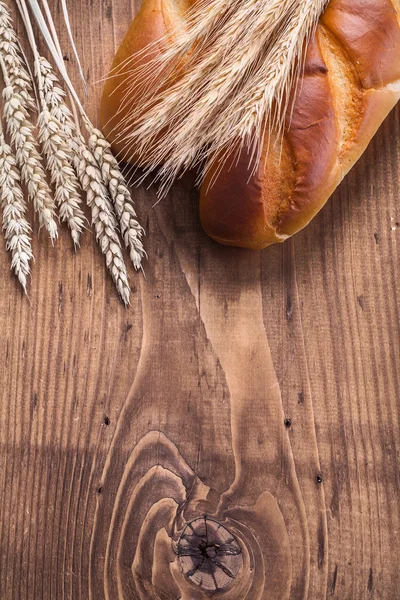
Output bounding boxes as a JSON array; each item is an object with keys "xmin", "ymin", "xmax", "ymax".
[{"xmin": 101, "ymin": 0, "xmax": 400, "ymax": 249}]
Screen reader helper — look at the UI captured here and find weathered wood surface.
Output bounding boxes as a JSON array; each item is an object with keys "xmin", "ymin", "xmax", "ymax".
[{"xmin": 0, "ymin": 1, "xmax": 400, "ymax": 598}]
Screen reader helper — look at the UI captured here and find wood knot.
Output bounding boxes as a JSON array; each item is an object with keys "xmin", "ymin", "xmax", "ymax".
[{"xmin": 177, "ymin": 516, "xmax": 242, "ymax": 592}]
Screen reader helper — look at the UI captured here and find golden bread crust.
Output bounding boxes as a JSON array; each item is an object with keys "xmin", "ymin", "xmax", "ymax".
[{"xmin": 202, "ymin": 0, "xmax": 400, "ymax": 247}]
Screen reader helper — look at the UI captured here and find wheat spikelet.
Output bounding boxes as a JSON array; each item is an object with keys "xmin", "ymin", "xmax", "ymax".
[
  {"xmin": 86, "ymin": 122, "xmax": 145, "ymax": 270},
  {"xmin": 8, "ymin": 63, "xmax": 37, "ymax": 111},
  {"xmin": 72, "ymin": 134, "xmax": 131, "ymax": 305},
  {"xmin": 0, "ymin": 131, "xmax": 33, "ymax": 292},
  {"xmin": 38, "ymin": 56, "xmax": 74, "ymax": 135},
  {"xmin": 111, "ymin": 0, "xmax": 329, "ymax": 192}
]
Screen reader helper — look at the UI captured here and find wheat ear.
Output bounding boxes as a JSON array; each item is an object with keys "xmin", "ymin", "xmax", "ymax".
[
  {"xmin": 86, "ymin": 122, "xmax": 145, "ymax": 270},
  {"xmin": 0, "ymin": 5, "xmax": 58, "ymax": 241},
  {"xmin": 0, "ymin": 130, "xmax": 33, "ymax": 292},
  {"xmin": 0, "ymin": 2, "xmax": 36, "ymax": 111},
  {"xmin": 208, "ymin": 0, "xmax": 329, "ymax": 169},
  {"xmin": 35, "ymin": 58, "xmax": 85, "ymax": 247},
  {"xmin": 72, "ymin": 135, "xmax": 131, "ymax": 305},
  {"xmin": 37, "ymin": 103, "xmax": 85, "ymax": 246},
  {"xmin": 1, "ymin": 79, "xmax": 58, "ymax": 241}
]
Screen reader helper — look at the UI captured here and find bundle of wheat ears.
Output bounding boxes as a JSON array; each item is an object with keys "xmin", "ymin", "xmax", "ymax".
[
  {"xmin": 0, "ymin": 0, "xmax": 145, "ymax": 304},
  {"xmin": 0, "ymin": 0, "xmax": 328, "ymax": 301}
]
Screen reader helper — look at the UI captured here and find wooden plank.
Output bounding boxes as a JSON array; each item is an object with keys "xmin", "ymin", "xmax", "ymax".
[{"xmin": 0, "ymin": 0, "xmax": 399, "ymax": 598}]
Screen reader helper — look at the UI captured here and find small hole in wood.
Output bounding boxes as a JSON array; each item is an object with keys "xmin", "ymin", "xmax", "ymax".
[
  {"xmin": 103, "ymin": 416, "xmax": 110, "ymax": 426},
  {"xmin": 316, "ymin": 474, "xmax": 323, "ymax": 484},
  {"xmin": 284, "ymin": 418, "xmax": 292, "ymax": 429},
  {"xmin": 97, "ymin": 486, "xmax": 103, "ymax": 494}
]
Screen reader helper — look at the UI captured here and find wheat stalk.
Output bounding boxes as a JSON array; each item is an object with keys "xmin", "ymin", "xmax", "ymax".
[
  {"xmin": 111, "ymin": 0, "xmax": 329, "ymax": 192},
  {"xmin": 86, "ymin": 122, "xmax": 145, "ymax": 270},
  {"xmin": 0, "ymin": 130, "xmax": 33, "ymax": 292}
]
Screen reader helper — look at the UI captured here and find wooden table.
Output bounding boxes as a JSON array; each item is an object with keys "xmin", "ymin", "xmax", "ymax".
[{"xmin": 1, "ymin": 1, "xmax": 399, "ymax": 598}]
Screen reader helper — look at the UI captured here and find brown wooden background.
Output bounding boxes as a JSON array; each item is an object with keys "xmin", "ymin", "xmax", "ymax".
[{"xmin": 1, "ymin": 1, "xmax": 400, "ymax": 598}]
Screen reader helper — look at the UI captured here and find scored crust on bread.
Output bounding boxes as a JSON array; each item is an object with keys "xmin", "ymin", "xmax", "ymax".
[{"xmin": 100, "ymin": 0, "xmax": 400, "ymax": 249}]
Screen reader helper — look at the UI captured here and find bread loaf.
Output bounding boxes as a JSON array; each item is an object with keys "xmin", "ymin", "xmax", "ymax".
[{"xmin": 101, "ymin": 0, "xmax": 400, "ymax": 249}]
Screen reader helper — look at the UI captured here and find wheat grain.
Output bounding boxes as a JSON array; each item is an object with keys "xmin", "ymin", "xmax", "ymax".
[
  {"xmin": 72, "ymin": 134, "xmax": 131, "ymax": 305},
  {"xmin": 112, "ymin": 0, "xmax": 329, "ymax": 192},
  {"xmin": 86, "ymin": 122, "xmax": 145, "ymax": 270},
  {"xmin": 0, "ymin": 131, "xmax": 33, "ymax": 292}
]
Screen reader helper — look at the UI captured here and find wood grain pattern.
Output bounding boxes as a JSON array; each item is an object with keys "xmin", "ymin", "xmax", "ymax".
[{"xmin": 0, "ymin": 1, "xmax": 400, "ymax": 598}]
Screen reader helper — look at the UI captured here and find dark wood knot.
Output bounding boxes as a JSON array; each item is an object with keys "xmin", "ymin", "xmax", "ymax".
[{"xmin": 177, "ymin": 516, "xmax": 242, "ymax": 592}]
